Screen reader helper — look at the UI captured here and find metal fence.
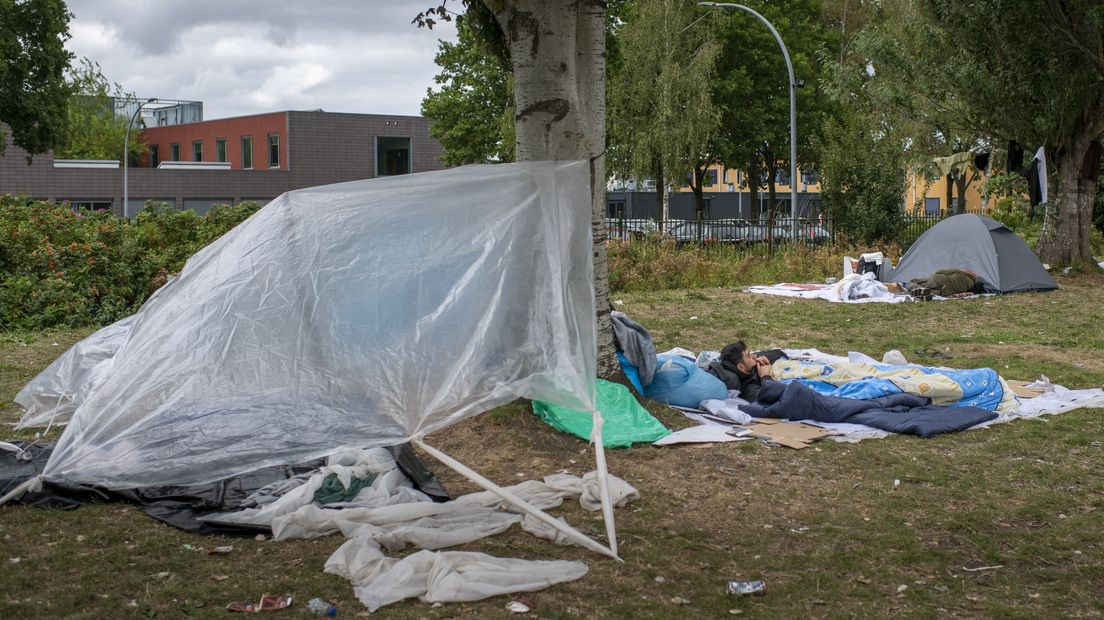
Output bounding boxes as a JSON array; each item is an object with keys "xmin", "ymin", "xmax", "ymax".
[{"xmin": 604, "ymin": 213, "xmax": 947, "ymax": 249}]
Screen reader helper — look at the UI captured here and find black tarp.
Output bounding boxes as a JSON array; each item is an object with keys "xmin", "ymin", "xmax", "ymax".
[{"xmin": 1, "ymin": 442, "xmax": 449, "ymax": 535}]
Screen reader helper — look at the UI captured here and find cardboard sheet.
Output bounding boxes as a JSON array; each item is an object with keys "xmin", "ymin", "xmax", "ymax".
[{"xmin": 746, "ymin": 419, "xmax": 836, "ymax": 449}]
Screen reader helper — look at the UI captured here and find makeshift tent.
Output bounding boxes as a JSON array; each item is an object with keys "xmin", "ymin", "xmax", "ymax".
[
  {"xmin": 15, "ymin": 315, "xmax": 135, "ymax": 430},
  {"xmin": 7, "ymin": 161, "xmax": 619, "ymax": 556},
  {"xmin": 888, "ymin": 214, "xmax": 1057, "ymax": 293}
]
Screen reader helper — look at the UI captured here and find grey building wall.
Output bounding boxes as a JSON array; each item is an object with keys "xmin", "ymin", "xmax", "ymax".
[{"xmin": 0, "ymin": 112, "xmax": 445, "ymax": 216}]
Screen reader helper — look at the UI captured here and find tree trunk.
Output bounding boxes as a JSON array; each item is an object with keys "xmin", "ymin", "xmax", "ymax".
[
  {"xmin": 747, "ymin": 157, "xmax": 760, "ymax": 220},
  {"xmin": 1038, "ymin": 140, "xmax": 1098, "ymax": 265},
  {"xmin": 945, "ymin": 174, "xmax": 953, "ymax": 215},
  {"xmin": 953, "ymin": 174, "xmax": 968, "ymax": 214},
  {"xmin": 490, "ymin": 1, "xmax": 618, "ymax": 378},
  {"xmin": 691, "ymin": 165, "xmax": 706, "ymax": 221},
  {"xmin": 765, "ymin": 155, "xmax": 778, "ymax": 251}
]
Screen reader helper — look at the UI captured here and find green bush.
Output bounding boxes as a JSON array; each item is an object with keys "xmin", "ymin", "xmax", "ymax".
[{"xmin": 0, "ymin": 196, "xmax": 260, "ymax": 330}]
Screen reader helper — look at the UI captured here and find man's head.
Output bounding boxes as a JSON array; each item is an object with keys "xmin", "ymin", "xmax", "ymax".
[{"xmin": 720, "ymin": 341, "xmax": 758, "ymax": 373}]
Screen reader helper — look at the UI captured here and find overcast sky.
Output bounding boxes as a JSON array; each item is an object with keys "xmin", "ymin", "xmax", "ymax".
[{"xmin": 65, "ymin": 1, "xmax": 459, "ymax": 120}]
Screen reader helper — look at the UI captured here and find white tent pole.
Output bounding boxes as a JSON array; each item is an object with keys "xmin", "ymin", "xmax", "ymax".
[
  {"xmin": 589, "ymin": 407, "xmax": 618, "ymax": 557},
  {"xmin": 0, "ymin": 475, "xmax": 43, "ymax": 507},
  {"xmin": 412, "ymin": 439, "xmax": 619, "ymax": 560}
]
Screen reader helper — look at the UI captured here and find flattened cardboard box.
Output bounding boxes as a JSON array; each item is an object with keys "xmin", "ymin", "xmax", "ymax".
[{"xmin": 748, "ymin": 418, "xmax": 835, "ymax": 449}]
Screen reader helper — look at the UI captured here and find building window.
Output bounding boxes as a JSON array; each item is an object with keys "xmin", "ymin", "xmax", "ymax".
[
  {"xmin": 925, "ymin": 197, "xmax": 940, "ymax": 215},
  {"xmin": 241, "ymin": 136, "xmax": 253, "ymax": 169},
  {"xmin": 268, "ymin": 134, "xmax": 280, "ymax": 168},
  {"xmin": 376, "ymin": 137, "xmax": 410, "ymax": 176},
  {"xmin": 193, "ymin": 141, "xmax": 203, "ymax": 162},
  {"xmin": 216, "ymin": 139, "xmax": 227, "ymax": 163},
  {"xmin": 170, "ymin": 143, "xmax": 180, "ymax": 161},
  {"xmin": 150, "ymin": 145, "xmax": 159, "ymax": 168},
  {"xmin": 703, "ymin": 169, "xmax": 718, "ymax": 186}
]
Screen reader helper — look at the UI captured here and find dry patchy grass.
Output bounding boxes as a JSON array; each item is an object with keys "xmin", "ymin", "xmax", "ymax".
[{"xmin": 1, "ymin": 273, "xmax": 1102, "ymax": 618}]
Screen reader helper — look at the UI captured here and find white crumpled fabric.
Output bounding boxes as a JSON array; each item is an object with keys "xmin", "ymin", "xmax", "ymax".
[
  {"xmin": 325, "ymin": 543, "xmax": 588, "ymax": 612},
  {"xmin": 831, "ymin": 272, "xmax": 896, "ymax": 302},
  {"xmin": 203, "ymin": 448, "xmax": 639, "ymax": 611}
]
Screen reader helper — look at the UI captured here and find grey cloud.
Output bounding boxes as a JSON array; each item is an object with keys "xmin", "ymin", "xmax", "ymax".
[{"xmin": 64, "ymin": 0, "xmax": 457, "ymax": 118}]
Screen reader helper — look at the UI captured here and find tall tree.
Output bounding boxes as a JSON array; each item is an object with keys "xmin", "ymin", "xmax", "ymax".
[
  {"xmin": 711, "ymin": 0, "xmax": 836, "ymax": 222},
  {"xmin": 607, "ymin": 0, "xmax": 720, "ymax": 224},
  {"xmin": 421, "ymin": 12, "xmax": 514, "ymax": 165},
  {"xmin": 417, "ymin": 1, "xmax": 617, "ymax": 378},
  {"xmin": 837, "ymin": 0, "xmax": 991, "ymax": 215},
  {"xmin": 0, "ymin": 0, "xmax": 72, "ymax": 158},
  {"xmin": 56, "ymin": 58, "xmax": 146, "ymax": 162},
  {"xmin": 917, "ymin": 0, "xmax": 1104, "ymax": 265}
]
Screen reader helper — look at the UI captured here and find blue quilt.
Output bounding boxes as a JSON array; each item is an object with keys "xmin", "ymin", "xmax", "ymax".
[{"xmin": 777, "ymin": 360, "xmax": 1009, "ymax": 411}]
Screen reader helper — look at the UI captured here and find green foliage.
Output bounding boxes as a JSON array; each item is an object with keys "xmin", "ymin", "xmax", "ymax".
[
  {"xmin": 420, "ymin": 11, "xmax": 514, "ymax": 165},
  {"xmin": 984, "ymin": 172, "xmax": 1032, "ymax": 231},
  {"xmin": 56, "ymin": 58, "xmax": 144, "ymax": 162},
  {"xmin": 0, "ymin": 196, "xmax": 260, "ymax": 330},
  {"xmin": 0, "ymin": 0, "xmax": 73, "ymax": 157},
  {"xmin": 712, "ymin": 0, "xmax": 839, "ymax": 207},
  {"xmin": 816, "ymin": 112, "xmax": 906, "ymax": 244},
  {"xmin": 917, "ymin": 0, "xmax": 1104, "ymax": 263},
  {"xmin": 608, "ymin": 0, "xmax": 720, "ymax": 197}
]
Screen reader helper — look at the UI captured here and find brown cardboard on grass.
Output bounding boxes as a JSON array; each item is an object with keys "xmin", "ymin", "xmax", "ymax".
[
  {"xmin": 1006, "ymin": 380, "xmax": 1046, "ymax": 399},
  {"xmin": 747, "ymin": 418, "xmax": 835, "ymax": 449}
]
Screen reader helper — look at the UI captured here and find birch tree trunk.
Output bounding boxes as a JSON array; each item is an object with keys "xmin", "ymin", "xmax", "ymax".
[{"xmin": 489, "ymin": 1, "xmax": 618, "ymax": 378}]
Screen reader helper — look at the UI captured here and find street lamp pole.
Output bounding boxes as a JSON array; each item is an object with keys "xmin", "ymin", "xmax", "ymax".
[
  {"xmin": 699, "ymin": 2, "xmax": 798, "ymax": 239},
  {"xmin": 123, "ymin": 98, "xmax": 156, "ymax": 216}
]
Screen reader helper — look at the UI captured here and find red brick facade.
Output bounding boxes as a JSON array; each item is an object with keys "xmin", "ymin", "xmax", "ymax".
[{"xmin": 140, "ymin": 112, "xmax": 288, "ymax": 170}]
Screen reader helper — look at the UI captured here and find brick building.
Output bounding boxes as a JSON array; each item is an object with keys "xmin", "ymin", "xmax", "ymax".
[{"xmin": 0, "ymin": 111, "xmax": 444, "ymax": 216}]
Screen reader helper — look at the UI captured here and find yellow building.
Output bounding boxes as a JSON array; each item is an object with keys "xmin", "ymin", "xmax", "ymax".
[
  {"xmin": 676, "ymin": 162, "xmax": 823, "ymax": 195},
  {"xmin": 904, "ymin": 168, "xmax": 987, "ymax": 215}
]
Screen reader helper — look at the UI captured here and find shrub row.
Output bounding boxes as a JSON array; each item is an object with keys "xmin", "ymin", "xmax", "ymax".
[
  {"xmin": 607, "ymin": 238, "xmax": 857, "ymax": 292},
  {"xmin": 0, "ymin": 197, "xmax": 260, "ymax": 330}
]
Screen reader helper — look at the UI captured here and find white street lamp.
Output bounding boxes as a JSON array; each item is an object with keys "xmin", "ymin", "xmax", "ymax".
[
  {"xmin": 699, "ymin": 2, "xmax": 799, "ymax": 240},
  {"xmin": 123, "ymin": 97, "xmax": 157, "ymax": 216}
]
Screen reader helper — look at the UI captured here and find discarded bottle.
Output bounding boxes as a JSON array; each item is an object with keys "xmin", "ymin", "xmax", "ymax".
[{"xmin": 306, "ymin": 597, "xmax": 337, "ymax": 616}]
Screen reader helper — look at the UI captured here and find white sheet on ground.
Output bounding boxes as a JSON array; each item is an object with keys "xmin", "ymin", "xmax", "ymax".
[
  {"xmin": 745, "ymin": 279, "xmax": 910, "ymax": 304},
  {"xmin": 202, "ymin": 448, "xmax": 638, "ymax": 611},
  {"xmin": 745, "ymin": 279, "xmax": 986, "ymax": 303}
]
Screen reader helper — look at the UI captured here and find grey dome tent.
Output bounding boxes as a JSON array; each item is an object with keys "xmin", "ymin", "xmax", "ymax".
[{"xmin": 888, "ymin": 214, "xmax": 1057, "ymax": 293}]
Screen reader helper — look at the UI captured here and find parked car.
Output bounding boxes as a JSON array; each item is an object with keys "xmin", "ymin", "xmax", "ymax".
[{"xmin": 666, "ymin": 221, "xmax": 743, "ymax": 246}]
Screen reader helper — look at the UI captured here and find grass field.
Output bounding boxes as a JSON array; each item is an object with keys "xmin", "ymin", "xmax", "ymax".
[{"xmin": 1, "ymin": 271, "xmax": 1102, "ymax": 618}]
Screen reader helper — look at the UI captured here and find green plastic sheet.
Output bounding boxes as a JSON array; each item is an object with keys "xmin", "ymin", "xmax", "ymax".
[{"xmin": 532, "ymin": 379, "xmax": 671, "ymax": 448}]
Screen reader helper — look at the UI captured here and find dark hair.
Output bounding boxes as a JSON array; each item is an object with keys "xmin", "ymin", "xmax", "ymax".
[{"xmin": 720, "ymin": 341, "xmax": 749, "ymax": 367}]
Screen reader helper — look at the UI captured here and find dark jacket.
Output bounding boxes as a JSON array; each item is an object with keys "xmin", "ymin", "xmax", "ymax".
[
  {"xmin": 706, "ymin": 348, "xmax": 787, "ymax": 402},
  {"xmin": 706, "ymin": 360, "xmax": 774, "ymax": 402}
]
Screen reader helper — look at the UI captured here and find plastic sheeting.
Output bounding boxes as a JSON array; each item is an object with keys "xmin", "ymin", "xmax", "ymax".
[
  {"xmin": 15, "ymin": 315, "xmax": 135, "ymax": 429},
  {"xmin": 532, "ymin": 379, "xmax": 670, "ymax": 447},
  {"xmin": 199, "ymin": 448, "xmax": 638, "ymax": 612},
  {"xmin": 41, "ymin": 161, "xmax": 597, "ymax": 489}
]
